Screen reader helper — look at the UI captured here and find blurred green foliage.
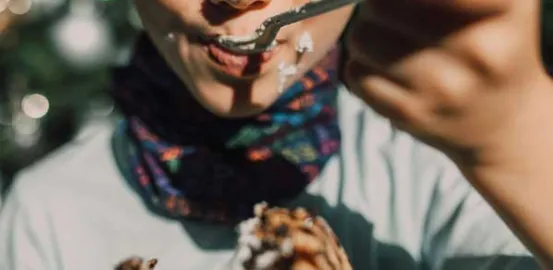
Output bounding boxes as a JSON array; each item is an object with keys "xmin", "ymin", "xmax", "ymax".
[{"xmin": 0, "ymin": 0, "xmax": 138, "ymax": 177}]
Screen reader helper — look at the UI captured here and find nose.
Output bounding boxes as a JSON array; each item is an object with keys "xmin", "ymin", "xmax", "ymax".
[{"xmin": 210, "ymin": 0, "xmax": 271, "ymax": 10}]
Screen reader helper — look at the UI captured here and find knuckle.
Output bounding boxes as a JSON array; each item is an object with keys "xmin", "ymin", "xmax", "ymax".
[
  {"xmin": 394, "ymin": 102, "xmax": 424, "ymax": 125},
  {"xmin": 457, "ymin": 26, "xmax": 524, "ymax": 79},
  {"xmin": 357, "ymin": 75, "xmax": 383, "ymax": 99},
  {"xmin": 434, "ymin": 83, "xmax": 471, "ymax": 109},
  {"xmin": 360, "ymin": 78, "xmax": 423, "ymax": 124},
  {"xmin": 426, "ymin": 67, "xmax": 476, "ymax": 109}
]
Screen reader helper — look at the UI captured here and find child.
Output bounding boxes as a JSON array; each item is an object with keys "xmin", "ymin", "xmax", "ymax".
[{"xmin": 1, "ymin": 0, "xmax": 551, "ymax": 269}]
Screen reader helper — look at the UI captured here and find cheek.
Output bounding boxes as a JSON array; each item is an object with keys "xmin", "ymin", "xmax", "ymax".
[
  {"xmin": 307, "ymin": 8, "xmax": 353, "ymax": 53},
  {"xmin": 290, "ymin": 7, "xmax": 353, "ymax": 79},
  {"xmin": 180, "ymin": 41, "xmax": 207, "ymax": 78},
  {"xmin": 134, "ymin": 0, "xmax": 173, "ymax": 35},
  {"xmin": 135, "ymin": 0, "xmax": 202, "ymax": 37}
]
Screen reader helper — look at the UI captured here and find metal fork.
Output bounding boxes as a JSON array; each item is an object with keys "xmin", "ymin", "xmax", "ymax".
[{"xmin": 214, "ymin": 0, "xmax": 363, "ymax": 54}]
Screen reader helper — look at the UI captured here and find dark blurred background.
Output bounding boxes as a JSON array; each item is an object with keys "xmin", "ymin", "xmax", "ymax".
[
  {"xmin": 1, "ymin": 0, "xmax": 553, "ymax": 194},
  {"xmin": 0, "ymin": 0, "xmax": 140, "ymax": 194}
]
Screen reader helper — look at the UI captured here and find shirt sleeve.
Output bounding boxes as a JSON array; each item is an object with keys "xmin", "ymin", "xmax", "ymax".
[
  {"xmin": 421, "ymin": 155, "xmax": 537, "ymax": 270},
  {"xmin": 0, "ymin": 180, "xmax": 60, "ymax": 270}
]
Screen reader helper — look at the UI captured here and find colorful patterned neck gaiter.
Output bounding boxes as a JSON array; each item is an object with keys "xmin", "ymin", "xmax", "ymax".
[{"xmin": 110, "ymin": 33, "xmax": 342, "ymax": 223}]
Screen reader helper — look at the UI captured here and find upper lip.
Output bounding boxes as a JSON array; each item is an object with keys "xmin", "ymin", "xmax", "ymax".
[{"xmin": 197, "ymin": 6, "xmax": 295, "ymax": 46}]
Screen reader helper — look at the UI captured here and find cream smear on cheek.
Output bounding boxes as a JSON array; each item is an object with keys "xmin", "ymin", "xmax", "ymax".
[{"xmin": 276, "ymin": 30, "xmax": 314, "ymax": 93}]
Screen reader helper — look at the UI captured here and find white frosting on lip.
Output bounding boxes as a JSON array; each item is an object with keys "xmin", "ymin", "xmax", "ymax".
[
  {"xmin": 216, "ymin": 29, "xmax": 262, "ymax": 46},
  {"xmin": 216, "ymin": 31, "xmax": 278, "ymax": 52},
  {"xmin": 215, "ymin": 23, "xmax": 276, "ymax": 52},
  {"xmin": 215, "ymin": 1, "xmax": 315, "ymax": 52}
]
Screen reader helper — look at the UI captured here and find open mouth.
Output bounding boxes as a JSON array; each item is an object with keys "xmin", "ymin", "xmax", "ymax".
[
  {"xmin": 200, "ymin": 31, "xmax": 278, "ymax": 53},
  {"xmin": 214, "ymin": 27, "xmax": 278, "ymax": 53}
]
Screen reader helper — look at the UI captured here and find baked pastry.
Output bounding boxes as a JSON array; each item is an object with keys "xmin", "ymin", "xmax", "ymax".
[
  {"xmin": 114, "ymin": 203, "xmax": 352, "ymax": 270},
  {"xmin": 230, "ymin": 202, "xmax": 352, "ymax": 270}
]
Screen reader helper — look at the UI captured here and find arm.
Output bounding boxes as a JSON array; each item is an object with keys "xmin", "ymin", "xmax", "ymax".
[
  {"xmin": 422, "ymin": 154, "xmax": 538, "ymax": 269},
  {"xmin": 343, "ymin": 0, "xmax": 553, "ymax": 266},
  {"xmin": 455, "ymin": 87, "xmax": 553, "ymax": 267}
]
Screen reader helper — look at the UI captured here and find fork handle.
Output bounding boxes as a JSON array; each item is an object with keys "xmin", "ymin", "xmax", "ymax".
[
  {"xmin": 268, "ymin": 0, "xmax": 364, "ymax": 27},
  {"xmin": 253, "ymin": 0, "xmax": 363, "ymax": 47}
]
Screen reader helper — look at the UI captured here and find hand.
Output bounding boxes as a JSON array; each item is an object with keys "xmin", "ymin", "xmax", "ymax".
[
  {"xmin": 115, "ymin": 257, "xmax": 158, "ymax": 270},
  {"xmin": 344, "ymin": 0, "xmax": 553, "ymax": 163},
  {"xmin": 231, "ymin": 204, "xmax": 352, "ymax": 270}
]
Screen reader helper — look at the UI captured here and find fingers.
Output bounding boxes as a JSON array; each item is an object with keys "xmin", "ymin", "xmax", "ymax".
[
  {"xmin": 347, "ymin": 6, "xmax": 427, "ymax": 71},
  {"xmin": 358, "ymin": 0, "xmax": 513, "ymax": 47},
  {"xmin": 345, "ymin": 5, "xmax": 422, "ymax": 127},
  {"xmin": 344, "ymin": 60, "xmax": 423, "ymax": 129},
  {"xmin": 348, "ymin": 0, "xmax": 539, "ymax": 92},
  {"xmin": 366, "ymin": 0, "xmax": 512, "ymax": 19},
  {"xmin": 412, "ymin": 0, "xmax": 512, "ymax": 15},
  {"xmin": 146, "ymin": 259, "xmax": 158, "ymax": 269},
  {"xmin": 344, "ymin": 4, "xmax": 484, "ymax": 132}
]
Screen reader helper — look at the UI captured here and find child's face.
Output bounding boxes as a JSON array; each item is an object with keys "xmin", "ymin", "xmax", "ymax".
[{"xmin": 134, "ymin": 0, "xmax": 353, "ymax": 117}]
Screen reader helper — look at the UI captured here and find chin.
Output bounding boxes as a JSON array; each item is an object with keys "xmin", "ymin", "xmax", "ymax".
[
  {"xmin": 202, "ymin": 97, "xmax": 274, "ymax": 118},
  {"xmin": 174, "ymin": 40, "xmax": 297, "ymax": 118},
  {"xmin": 191, "ymin": 73, "xmax": 285, "ymax": 119},
  {"xmin": 222, "ymin": 105, "xmax": 272, "ymax": 118}
]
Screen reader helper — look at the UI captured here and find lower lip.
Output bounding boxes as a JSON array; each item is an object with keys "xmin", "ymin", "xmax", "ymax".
[{"xmin": 204, "ymin": 43, "xmax": 280, "ymax": 77}]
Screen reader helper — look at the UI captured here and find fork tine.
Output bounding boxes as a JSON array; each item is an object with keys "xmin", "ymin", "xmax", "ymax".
[{"xmin": 215, "ymin": 0, "xmax": 362, "ymax": 54}]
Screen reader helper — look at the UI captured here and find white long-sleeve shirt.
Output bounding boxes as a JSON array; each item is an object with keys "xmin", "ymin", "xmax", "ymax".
[{"xmin": 0, "ymin": 88, "xmax": 532, "ymax": 270}]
